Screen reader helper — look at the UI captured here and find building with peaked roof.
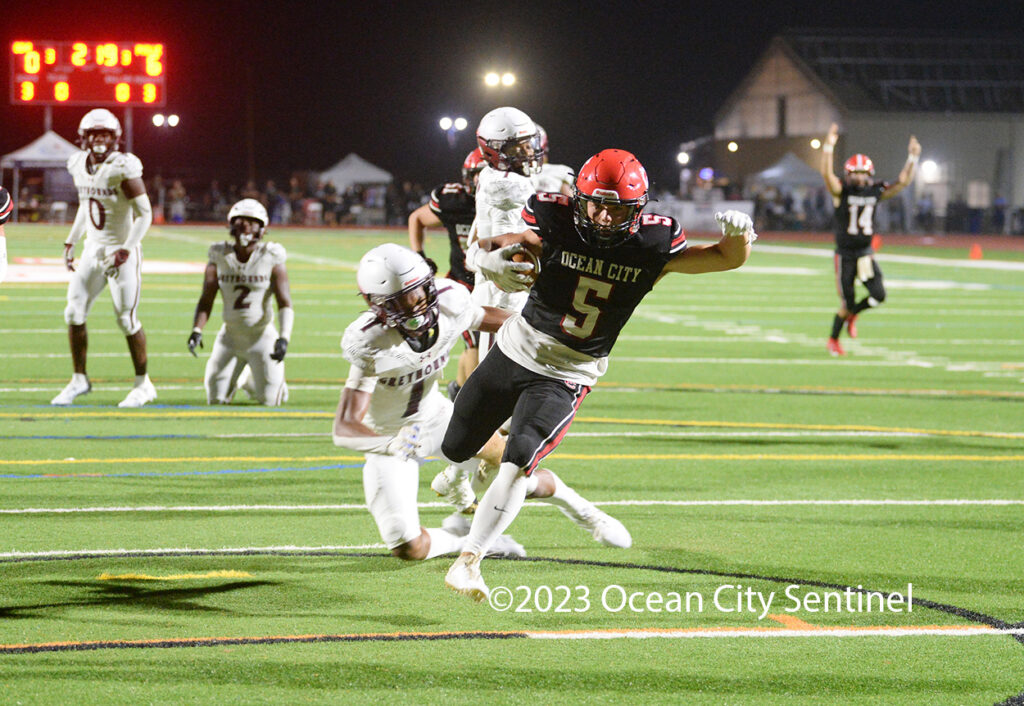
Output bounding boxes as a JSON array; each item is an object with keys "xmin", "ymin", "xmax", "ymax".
[{"xmin": 708, "ymin": 31, "xmax": 1024, "ymax": 231}]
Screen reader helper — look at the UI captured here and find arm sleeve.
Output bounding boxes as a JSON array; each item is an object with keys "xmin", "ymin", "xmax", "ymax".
[
  {"xmin": 66, "ymin": 203, "xmax": 88, "ymax": 246},
  {"xmin": 122, "ymin": 193, "xmax": 152, "ymax": 250}
]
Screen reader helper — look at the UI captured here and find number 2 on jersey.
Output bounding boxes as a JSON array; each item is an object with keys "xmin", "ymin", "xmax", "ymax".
[
  {"xmin": 561, "ymin": 275, "xmax": 613, "ymax": 339},
  {"xmin": 233, "ymin": 285, "xmax": 252, "ymax": 309},
  {"xmin": 847, "ymin": 203, "xmax": 874, "ymax": 236}
]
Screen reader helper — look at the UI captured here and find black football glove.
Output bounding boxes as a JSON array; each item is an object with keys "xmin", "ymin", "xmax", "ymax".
[
  {"xmin": 271, "ymin": 337, "xmax": 288, "ymax": 362},
  {"xmin": 187, "ymin": 330, "xmax": 203, "ymax": 357},
  {"xmin": 416, "ymin": 250, "xmax": 438, "ymax": 275}
]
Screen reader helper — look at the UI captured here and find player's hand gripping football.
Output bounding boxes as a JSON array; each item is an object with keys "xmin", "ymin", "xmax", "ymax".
[
  {"xmin": 471, "ymin": 242, "xmax": 535, "ymax": 292},
  {"xmin": 270, "ymin": 337, "xmax": 288, "ymax": 362},
  {"xmin": 715, "ymin": 210, "xmax": 757, "ymax": 243},
  {"xmin": 187, "ymin": 330, "xmax": 203, "ymax": 357},
  {"xmin": 386, "ymin": 423, "xmax": 425, "ymax": 463}
]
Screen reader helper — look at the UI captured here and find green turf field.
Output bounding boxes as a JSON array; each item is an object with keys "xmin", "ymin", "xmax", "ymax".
[{"xmin": 2, "ymin": 223, "xmax": 1023, "ymax": 704}]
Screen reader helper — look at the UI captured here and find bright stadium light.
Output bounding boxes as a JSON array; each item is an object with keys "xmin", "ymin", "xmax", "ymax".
[
  {"xmin": 440, "ymin": 115, "xmax": 467, "ymax": 147},
  {"xmin": 727, "ymin": 141, "xmax": 739, "ymax": 152},
  {"xmin": 810, "ymin": 138, "xmax": 822, "ymax": 149},
  {"xmin": 439, "ymin": 116, "xmax": 453, "ymax": 130},
  {"xmin": 485, "ymin": 72, "xmax": 500, "ymax": 86},
  {"xmin": 152, "ymin": 113, "xmax": 165, "ymax": 127},
  {"xmin": 920, "ymin": 159, "xmax": 940, "ymax": 183},
  {"xmin": 453, "ymin": 117, "xmax": 468, "ymax": 131},
  {"xmin": 677, "ymin": 151, "xmax": 690, "ymax": 165},
  {"xmin": 167, "ymin": 114, "xmax": 179, "ymax": 127},
  {"xmin": 501, "ymin": 72, "xmax": 516, "ymax": 86}
]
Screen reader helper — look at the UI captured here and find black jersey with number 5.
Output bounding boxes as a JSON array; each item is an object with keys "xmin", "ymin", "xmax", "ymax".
[
  {"xmin": 428, "ymin": 182, "xmax": 476, "ymax": 287},
  {"xmin": 520, "ymin": 193, "xmax": 687, "ymax": 357},
  {"xmin": 834, "ymin": 182, "xmax": 889, "ymax": 255}
]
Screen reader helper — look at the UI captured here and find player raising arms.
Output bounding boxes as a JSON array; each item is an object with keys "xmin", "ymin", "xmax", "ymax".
[
  {"xmin": 188, "ymin": 199, "xmax": 293, "ymax": 406},
  {"xmin": 408, "ymin": 148, "xmax": 486, "ymax": 397},
  {"xmin": 0, "ymin": 185, "xmax": 11, "ymax": 283},
  {"xmin": 52, "ymin": 109, "xmax": 156, "ymax": 407},
  {"xmin": 334, "ymin": 244, "xmax": 627, "ymax": 561},
  {"xmin": 821, "ymin": 122, "xmax": 920, "ymax": 355},
  {"xmin": 441, "ymin": 149, "xmax": 755, "ymax": 601}
]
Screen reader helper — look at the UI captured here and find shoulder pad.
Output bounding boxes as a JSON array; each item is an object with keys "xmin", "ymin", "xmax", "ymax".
[
  {"xmin": 341, "ymin": 313, "xmax": 385, "ymax": 370},
  {"xmin": 436, "ymin": 278, "xmax": 472, "ymax": 316},
  {"xmin": 114, "ymin": 152, "xmax": 144, "ymax": 180},
  {"xmin": 264, "ymin": 241, "xmax": 287, "ymax": 264}
]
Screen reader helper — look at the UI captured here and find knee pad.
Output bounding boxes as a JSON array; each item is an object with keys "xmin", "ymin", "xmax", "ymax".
[
  {"xmin": 64, "ymin": 302, "xmax": 87, "ymax": 326},
  {"xmin": 502, "ymin": 433, "xmax": 535, "ymax": 470},
  {"xmin": 116, "ymin": 311, "xmax": 141, "ymax": 335}
]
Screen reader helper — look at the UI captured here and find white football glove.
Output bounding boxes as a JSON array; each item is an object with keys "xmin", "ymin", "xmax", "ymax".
[
  {"xmin": 467, "ymin": 242, "xmax": 535, "ymax": 293},
  {"xmin": 386, "ymin": 423, "xmax": 425, "ymax": 462},
  {"xmin": 101, "ymin": 251, "xmax": 120, "ymax": 279},
  {"xmin": 715, "ymin": 210, "xmax": 757, "ymax": 243}
]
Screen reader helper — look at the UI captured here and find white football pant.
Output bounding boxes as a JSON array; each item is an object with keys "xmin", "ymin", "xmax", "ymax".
[
  {"xmin": 64, "ymin": 240, "xmax": 143, "ymax": 335},
  {"xmin": 204, "ymin": 324, "xmax": 286, "ymax": 406}
]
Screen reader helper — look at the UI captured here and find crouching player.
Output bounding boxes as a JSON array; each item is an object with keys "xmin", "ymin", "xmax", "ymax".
[
  {"xmin": 335, "ymin": 244, "xmax": 627, "ymax": 561},
  {"xmin": 188, "ymin": 199, "xmax": 293, "ymax": 405}
]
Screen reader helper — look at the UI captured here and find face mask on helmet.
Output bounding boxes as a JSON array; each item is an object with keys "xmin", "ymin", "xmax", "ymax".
[
  {"xmin": 476, "ymin": 107, "xmax": 542, "ymax": 177},
  {"xmin": 83, "ymin": 129, "xmax": 118, "ymax": 160},
  {"xmin": 365, "ymin": 278, "xmax": 439, "ymax": 352},
  {"xmin": 531, "ymin": 124, "xmax": 550, "ymax": 166},
  {"xmin": 572, "ymin": 149, "xmax": 649, "ymax": 248},
  {"xmin": 230, "ymin": 217, "xmax": 265, "ymax": 247}
]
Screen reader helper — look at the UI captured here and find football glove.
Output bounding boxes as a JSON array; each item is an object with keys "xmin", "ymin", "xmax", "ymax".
[
  {"xmin": 63, "ymin": 243, "xmax": 76, "ymax": 272},
  {"xmin": 270, "ymin": 337, "xmax": 288, "ymax": 362},
  {"xmin": 102, "ymin": 249, "xmax": 130, "ymax": 278},
  {"xmin": 386, "ymin": 423, "xmax": 424, "ymax": 463},
  {"xmin": 715, "ymin": 210, "xmax": 757, "ymax": 243},
  {"xmin": 468, "ymin": 242, "xmax": 535, "ymax": 292},
  {"xmin": 187, "ymin": 331, "xmax": 203, "ymax": 357}
]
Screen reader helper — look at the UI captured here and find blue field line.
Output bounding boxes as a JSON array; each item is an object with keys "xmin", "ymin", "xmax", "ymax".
[{"xmin": 0, "ymin": 463, "xmax": 363, "ymax": 480}]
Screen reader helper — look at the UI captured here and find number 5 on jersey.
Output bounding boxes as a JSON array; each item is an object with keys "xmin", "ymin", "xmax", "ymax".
[{"xmin": 561, "ymin": 275, "xmax": 612, "ymax": 339}]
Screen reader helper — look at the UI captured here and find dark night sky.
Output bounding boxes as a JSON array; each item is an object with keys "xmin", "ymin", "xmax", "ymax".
[{"xmin": 2, "ymin": 0, "xmax": 1020, "ymax": 192}]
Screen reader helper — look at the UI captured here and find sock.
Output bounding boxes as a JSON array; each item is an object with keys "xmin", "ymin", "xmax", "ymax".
[
  {"xmin": 830, "ymin": 314, "xmax": 844, "ymax": 339},
  {"xmin": 532, "ymin": 469, "xmax": 593, "ymax": 519},
  {"xmin": 134, "ymin": 374, "xmax": 149, "ymax": 387},
  {"xmin": 462, "ymin": 462, "xmax": 529, "ymax": 556},
  {"xmin": 852, "ymin": 298, "xmax": 874, "ymax": 315},
  {"xmin": 72, "ymin": 372, "xmax": 89, "ymax": 385},
  {"xmin": 423, "ymin": 528, "xmax": 465, "ymax": 559}
]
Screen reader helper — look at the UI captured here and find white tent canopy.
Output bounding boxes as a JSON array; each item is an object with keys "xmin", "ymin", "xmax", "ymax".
[
  {"xmin": 1, "ymin": 130, "xmax": 79, "ymax": 169},
  {"xmin": 1, "ymin": 130, "xmax": 81, "ymax": 222},
  {"xmin": 318, "ymin": 153, "xmax": 392, "ymax": 191},
  {"xmin": 748, "ymin": 152, "xmax": 824, "ymax": 188}
]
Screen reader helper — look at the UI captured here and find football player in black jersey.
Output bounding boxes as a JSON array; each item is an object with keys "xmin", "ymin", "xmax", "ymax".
[
  {"xmin": 821, "ymin": 123, "xmax": 920, "ymax": 356},
  {"xmin": 441, "ymin": 148, "xmax": 755, "ymax": 602},
  {"xmin": 0, "ymin": 185, "xmax": 11, "ymax": 283},
  {"xmin": 409, "ymin": 148, "xmax": 487, "ymax": 397}
]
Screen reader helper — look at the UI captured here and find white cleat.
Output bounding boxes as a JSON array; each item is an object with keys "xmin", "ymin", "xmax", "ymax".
[
  {"xmin": 431, "ymin": 465, "xmax": 477, "ymax": 513},
  {"xmin": 441, "ymin": 511, "xmax": 472, "ymax": 537},
  {"xmin": 118, "ymin": 379, "xmax": 157, "ymax": 408},
  {"xmin": 445, "ymin": 554, "xmax": 489, "ymax": 603},
  {"xmin": 486, "ymin": 534, "xmax": 526, "ymax": 558},
  {"xmin": 560, "ymin": 506, "xmax": 632, "ymax": 548},
  {"xmin": 51, "ymin": 377, "xmax": 91, "ymax": 406}
]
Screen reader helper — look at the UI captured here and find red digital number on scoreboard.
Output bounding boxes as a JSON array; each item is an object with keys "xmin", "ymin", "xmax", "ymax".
[{"xmin": 9, "ymin": 40, "xmax": 166, "ymax": 107}]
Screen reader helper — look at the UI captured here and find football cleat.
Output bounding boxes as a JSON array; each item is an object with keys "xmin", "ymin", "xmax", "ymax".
[
  {"xmin": 485, "ymin": 534, "xmax": 526, "ymax": 558},
  {"xmin": 559, "ymin": 505, "xmax": 632, "ymax": 548},
  {"xmin": 846, "ymin": 315, "xmax": 858, "ymax": 339},
  {"xmin": 445, "ymin": 554, "xmax": 489, "ymax": 603},
  {"xmin": 826, "ymin": 337, "xmax": 846, "ymax": 357},
  {"xmin": 431, "ymin": 465, "xmax": 477, "ymax": 513},
  {"xmin": 51, "ymin": 377, "xmax": 91, "ymax": 406},
  {"xmin": 118, "ymin": 379, "xmax": 157, "ymax": 408}
]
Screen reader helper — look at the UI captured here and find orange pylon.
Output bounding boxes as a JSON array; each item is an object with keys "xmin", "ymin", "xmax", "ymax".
[
  {"xmin": 871, "ymin": 234, "xmax": 882, "ymax": 251},
  {"xmin": 969, "ymin": 243, "xmax": 983, "ymax": 260}
]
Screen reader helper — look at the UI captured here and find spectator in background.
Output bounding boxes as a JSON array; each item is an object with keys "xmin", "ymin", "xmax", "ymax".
[
  {"xmin": 168, "ymin": 180, "xmax": 187, "ymax": 224},
  {"xmin": 916, "ymin": 192, "xmax": 934, "ymax": 232},
  {"xmin": 992, "ymin": 194, "xmax": 1007, "ymax": 233}
]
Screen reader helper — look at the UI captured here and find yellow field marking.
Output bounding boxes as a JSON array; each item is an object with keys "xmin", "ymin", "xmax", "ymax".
[
  {"xmin": 97, "ymin": 570, "xmax": 253, "ymax": 581},
  {"xmin": 592, "ymin": 381, "xmax": 1024, "ymax": 399},
  {"xmin": 2, "ymin": 453, "xmax": 1022, "ymax": 467}
]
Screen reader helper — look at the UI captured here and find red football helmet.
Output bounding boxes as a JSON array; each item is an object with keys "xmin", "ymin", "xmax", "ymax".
[
  {"xmin": 844, "ymin": 154, "xmax": 875, "ymax": 176},
  {"xmin": 572, "ymin": 149, "xmax": 649, "ymax": 248},
  {"xmin": 461, "ymin": 148, "xmax": 486, "ymax": 190}
]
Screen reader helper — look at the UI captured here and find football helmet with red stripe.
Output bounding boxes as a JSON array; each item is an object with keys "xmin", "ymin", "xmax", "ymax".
[
  {"xmin": 476, "ymin": 107, "xmax": 541, "ymax": 177},
  {"xmin": 844, "ymin": 153, "xmax": 875, "ymax": 176},
  {"xmin": 572, "ymin": 149, "xmax": 649, "ymax": 248},
  {"xmin": 357, "ymin": 243, "xmax": 439, "ymax": 352}
]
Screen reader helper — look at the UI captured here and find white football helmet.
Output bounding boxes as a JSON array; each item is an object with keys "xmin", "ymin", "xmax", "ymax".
[
  {"xmin": 357, "ymin": 244, "xmax": 439, "ymax": 351},
  {"xmin": 228, "ymin": 198, "xmax": 268, "ymax": 246},
  {"xmin": 78, "ymin": 109, "xmax": 122, "ymax": 160},
  {"xmin": 476, "ymin": 106, "xmax": 541, "ymax": 176}
]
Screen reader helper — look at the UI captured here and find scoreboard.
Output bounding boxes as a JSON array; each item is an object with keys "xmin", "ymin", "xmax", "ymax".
[{"xmin": 10, "ymin": 40, "xmax": 165, "ymax": 107}]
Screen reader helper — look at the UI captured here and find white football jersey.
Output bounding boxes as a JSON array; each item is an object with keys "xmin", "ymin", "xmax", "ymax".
[
  {"xmin": 471, "ymin": 166, "xmax": 536, "ymax": 244},
  {"xmin": 208, "ymin": 240, "xmax": 287, "ymax": 330},
  {"xmin": 530, "ymin": 163, "xmax": 574, "ymax": 194},
  {"xmin": 67, "ymin": 150, "xmax": 144, "ymax": 247},
  {"xmin": 341, "ymin": 279, "xmax": 482, "ymax": 429}
]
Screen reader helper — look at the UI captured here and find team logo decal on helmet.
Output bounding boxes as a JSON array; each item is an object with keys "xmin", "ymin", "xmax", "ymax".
[
  {"xmin": 357, "ymin": 244, "xmax": 439, "ymax": 352},
  {"xmin": 476, "ymin": 106, "xmax": 541, "ymax": 176},
  {"xmin": 227, "ymin": 199, "xmax": 269, "ymax": 247},
  {"xmin": 78, "ymin": 108, "xmax": 122, "ymax": 161},
  {"xmin": 844, "ymin": 154, "xmax": 875, "ymax": 176},
  {"xmin": 572, "ymin": 149, "xmax": 650, "ymax": 248}
]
